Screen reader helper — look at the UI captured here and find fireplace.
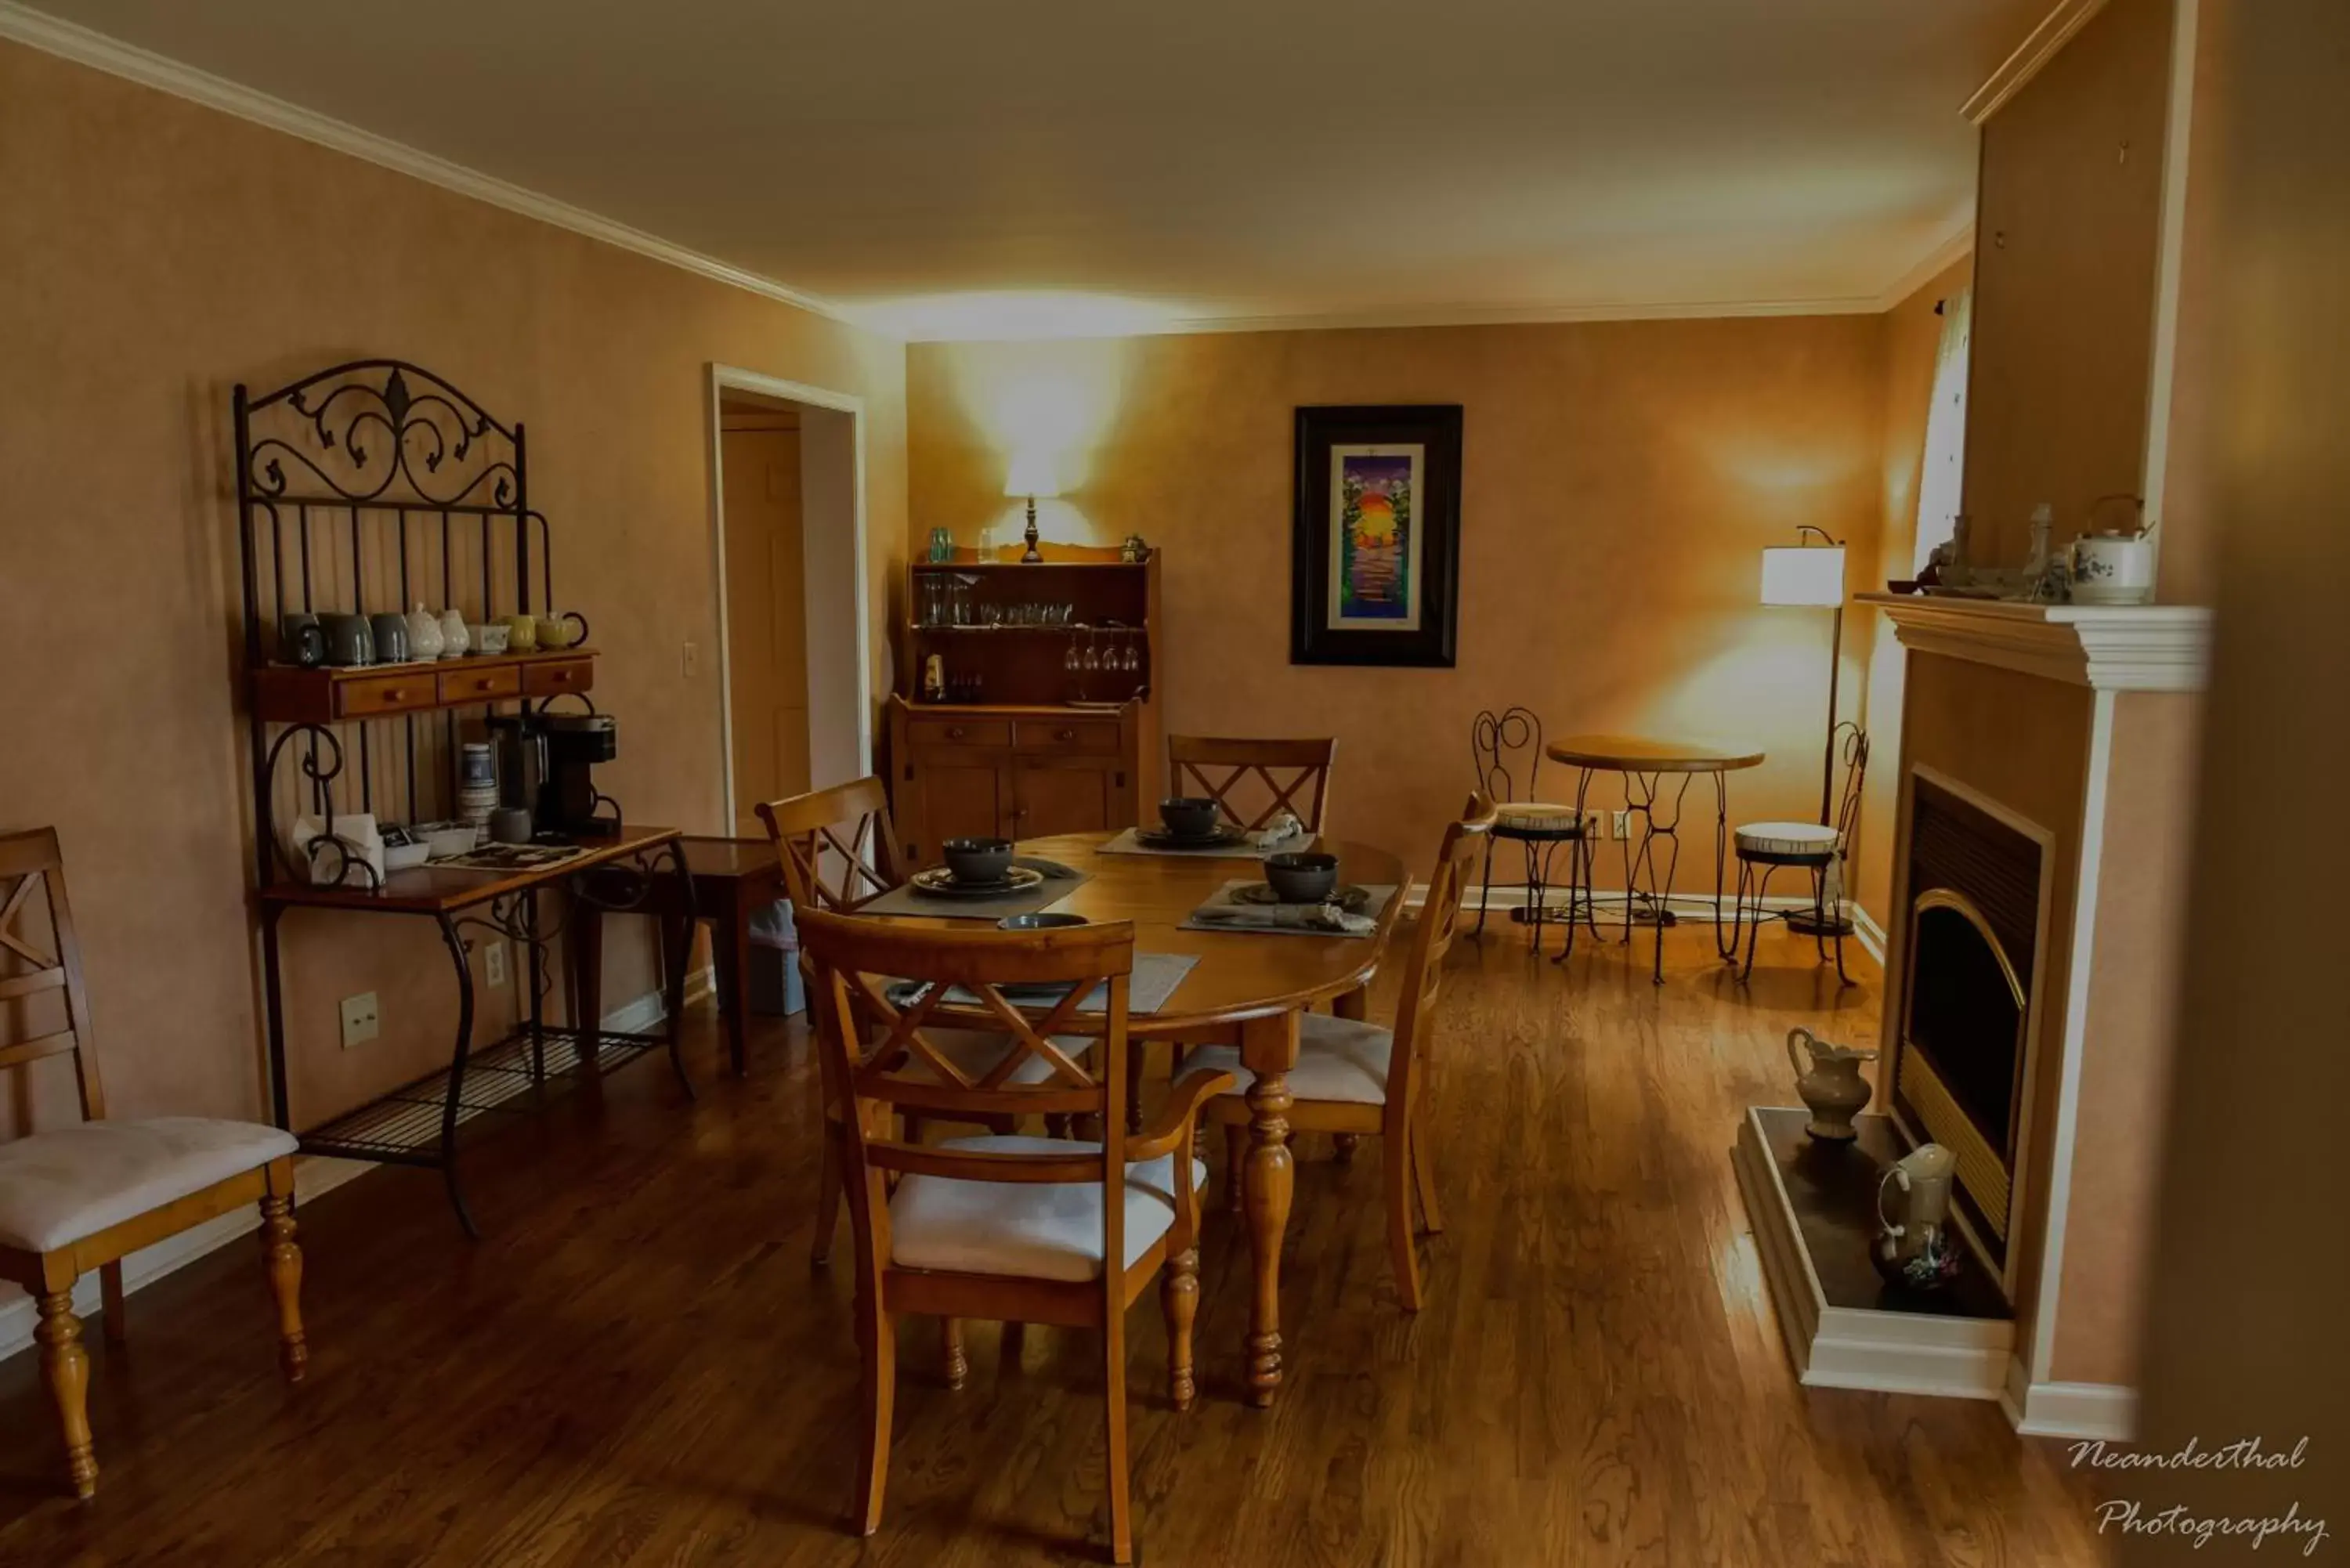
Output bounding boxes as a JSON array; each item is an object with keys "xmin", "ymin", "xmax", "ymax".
[{"xmin": 1892, "ymin": 773, "xmax": 2048, "ymax": 1280}]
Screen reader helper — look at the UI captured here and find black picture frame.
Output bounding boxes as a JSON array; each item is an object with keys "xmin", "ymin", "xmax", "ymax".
[{"xmin": 1289, "ymin": 403, "xmax": 1463, "ymax": 667}]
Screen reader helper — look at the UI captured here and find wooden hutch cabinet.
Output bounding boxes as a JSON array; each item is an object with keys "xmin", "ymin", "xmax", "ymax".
[{"xmin": 887, "ymin": 549, "xmax": 1161, "ymax": 868}]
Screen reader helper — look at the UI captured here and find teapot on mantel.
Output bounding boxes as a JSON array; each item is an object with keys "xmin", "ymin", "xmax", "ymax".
[
  {"xmin": 2070, "ymin": 493, "xmax": 2157, "ymax": 605},
  {"xmin": 1786, "ymin": 1026, "xmax": 1877, "ymax": 1142}
]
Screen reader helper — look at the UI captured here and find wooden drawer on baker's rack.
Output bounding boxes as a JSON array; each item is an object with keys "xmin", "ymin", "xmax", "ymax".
[
  {"xmin": 1014, "ymin": 717, "xmax": 1120, "ymax": 754},
  {"xmin": 522, "ymin": 656, "xmax": 595, "ymax": 699},
  {"xmin": 336, "ymin": 670, "xmax": 439, "ymax": 718},
  {"xmin": 436, "ymin": 663, "xmax": 522, "ymax": 705},
  {"xmin": 906, "ymin": 717, "xmax": 1011, "ymax": 750}
]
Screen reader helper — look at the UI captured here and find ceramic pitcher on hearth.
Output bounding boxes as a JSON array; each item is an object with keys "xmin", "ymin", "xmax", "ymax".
[{"xmin": 1787, "ymin": 1026, "xmax": 1876, "ymax": 1141}]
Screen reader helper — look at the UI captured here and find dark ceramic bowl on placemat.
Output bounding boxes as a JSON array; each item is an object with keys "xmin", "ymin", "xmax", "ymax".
[
  {"xmin": 1158, "ymin": 797, "xmax": 1222, "ymax": 840},
  {"xmin": 942, "ymin": 836, "xmax": 1014, "ymax": 883},
  {"xmin": 1264, "ymin": 851, "xmax": 1340, "ymax": 903},
  {"xmin": 997, "ymin": 911, "xmax": 1088, "ymax": 931}
]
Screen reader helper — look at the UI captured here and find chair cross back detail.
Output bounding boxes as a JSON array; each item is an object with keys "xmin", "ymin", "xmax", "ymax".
[
  {"xmin": 1166, "ymin": 735, "xmax": 1337, "ymax": 832},
  {"xmin": 844, "ymin": 969, "xmax": 1102, "ymax": 1118},
  {"xmin": 756, "ymin": 776, "xmax": 903, "ymax": 912},
  {"xmin": 0, "ymin": 830, "xmax": 103, "ymax": 1118}
]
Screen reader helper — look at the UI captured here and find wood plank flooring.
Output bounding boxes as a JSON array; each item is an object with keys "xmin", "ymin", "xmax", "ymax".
[{"xmin": 0, "ymin": 922, "xmax": 2110, "ymax": 1566}]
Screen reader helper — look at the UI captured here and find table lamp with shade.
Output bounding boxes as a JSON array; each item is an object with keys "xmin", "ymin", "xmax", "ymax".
[
  {"xmin": 1004, "ymin": 450, "xmax": 1061, "ymax": 563},
  {"xmin": 1759, "ymin": 526, "xmax": 1849, "ymax": 934}
]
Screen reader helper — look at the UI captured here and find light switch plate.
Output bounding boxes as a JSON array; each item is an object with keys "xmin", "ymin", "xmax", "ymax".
[{"xmin": 339, "ymin": 992, "xmax": 379, "ymax": 1049}]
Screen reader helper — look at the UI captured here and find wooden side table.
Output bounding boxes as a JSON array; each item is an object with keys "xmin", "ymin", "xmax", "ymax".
[{"xmin": 573, "ymin": 835, "xmax": 786, "ymax": 1075}]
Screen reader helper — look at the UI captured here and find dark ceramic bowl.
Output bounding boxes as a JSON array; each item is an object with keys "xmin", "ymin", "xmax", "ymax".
[
  {"xmin": 942, "ymin": 836, "xmax": 1014, "ymax": 883},
  {"xmin": 996, "ymin": 911, "xmax": 1089, "ymax": 931},
  {"xmin": 1159, "ymin": 797, "xmax": 1222, "ymax": 838},
  {"xmin": 1264, "ymin": 851, "xmax": 1340, "ymax": 904}
]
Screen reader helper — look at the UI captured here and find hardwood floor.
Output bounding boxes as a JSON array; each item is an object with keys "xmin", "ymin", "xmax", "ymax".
[{"xmin": 0, "ymin": 922, "xmax": 2109, "ymax": 1566}]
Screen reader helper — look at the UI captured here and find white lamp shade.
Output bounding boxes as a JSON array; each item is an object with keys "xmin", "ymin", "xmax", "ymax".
[
  {"xmin": 1003, "ymin": 450, "xmax": 1063, "ymax": 500},
  {"xmin": 1759, "ymin": 544, "xmax": 1846, "ymax": 607}
]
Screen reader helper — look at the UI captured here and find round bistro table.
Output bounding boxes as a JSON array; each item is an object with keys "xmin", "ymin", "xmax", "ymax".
[
  {"xmin": 866, "ymin": 829, "xmax": 1410, "ymax": 1407},
  {"xmin": 1542, "ymin": 734, "xmax": 1766, "ymax": 984}
]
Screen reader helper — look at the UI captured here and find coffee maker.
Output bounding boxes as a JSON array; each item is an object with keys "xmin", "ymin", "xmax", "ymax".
[{"xmin": 486, "ymin": 712, "xmax": 620, "ymax": 838}]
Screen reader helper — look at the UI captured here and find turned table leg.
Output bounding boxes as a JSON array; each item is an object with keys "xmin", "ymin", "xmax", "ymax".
[{"xmin": 1239, "ymin": 1009, "xmax": 1300, "ymax": 1408}]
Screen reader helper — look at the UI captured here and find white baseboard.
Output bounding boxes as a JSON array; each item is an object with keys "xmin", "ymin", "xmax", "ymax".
[
  {"xmin": 0, "ymin": 973, "xmax": 708, "ymax": 1366},
  {"xmin": 1464, "ymin": 883, "xmax": 1863, "ymax": 926},
  {"xmin": 1850, "ymin": 904, "xmax": 1888, "ymax": 965},
  {"xmin": 2000, "ymin": 1356, "xmax": 2138, "ymax": 1440}
]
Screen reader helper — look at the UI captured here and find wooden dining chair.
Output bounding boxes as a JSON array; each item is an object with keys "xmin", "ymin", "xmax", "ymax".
[
  {"xmin": 1166, "ymin": 734, "xmax": 1338, "ymax": 832},
  {"xmin": 0, "ymin": 827, "xmax": 307, "ymax": 1498},
  {"xmin": 756, "ymin": 777, "xmax": 1068, "ymax": 1277},
  {"xmin": 797, "ymin": 909, "xmax": 1231, "ymax": 1565},
  {"xmin": 1191, "ymin": 795, "xmax": 1493, "ymax": 1310}
]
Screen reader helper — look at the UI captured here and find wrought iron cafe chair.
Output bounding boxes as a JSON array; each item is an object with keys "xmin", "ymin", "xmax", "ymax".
[
  {"xmin": 1469, "ymin": 707, "xmax": 1590, "ymax": 956},
  {"xmin": 1726, "ymin": 723, "xmax": 1869, "ymax": 985}
]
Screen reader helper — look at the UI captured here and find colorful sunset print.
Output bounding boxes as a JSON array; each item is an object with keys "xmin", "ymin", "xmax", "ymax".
[{"xmin": 1329, "ymin": 445, "xmax": 1424, "ymax": 630}]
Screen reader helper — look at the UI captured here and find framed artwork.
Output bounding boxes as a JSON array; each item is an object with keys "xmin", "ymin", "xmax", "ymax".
[{"xmin": 1289, "ymin": 404, "xmax": 1462, "ymax": 667}]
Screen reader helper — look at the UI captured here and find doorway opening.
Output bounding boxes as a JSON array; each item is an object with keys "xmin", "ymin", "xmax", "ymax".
[{"xmin": 704, "ymin": 366, "xmax": 870, "ymax": 837}]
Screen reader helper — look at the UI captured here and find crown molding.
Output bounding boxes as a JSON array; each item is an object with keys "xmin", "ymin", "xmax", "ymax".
[
  {"xmin": 1962, "ymin": 0, "xmax": 2113, "ymax": 125},
  {"xmin": 0, "ymin": 2, "xmax": 879, "ymax": 335},
  {"xmin": 1871, "ymin": 221, "xmax": 1975, "ymax": 311},
  {"xmin": 906, "ymin": 293, "xmax": 1899, "ymax": 344}
]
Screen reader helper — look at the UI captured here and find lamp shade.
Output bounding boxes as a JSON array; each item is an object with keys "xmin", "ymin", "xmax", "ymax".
[
  {"xmin": 1759, "ymin": 544, "xmax": 1846, "ymax": 607},
  {"xmin": 1003, "ymin": 450, "xmax": 1063, "ymax": 500}
]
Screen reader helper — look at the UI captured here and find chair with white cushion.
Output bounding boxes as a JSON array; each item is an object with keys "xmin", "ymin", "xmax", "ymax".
[
  {"xmin": 1726, "ymin": 723, "xmax": 1869, "ymax": 985},
  {"xmin": 1469, "ymin": 707, "xmax": 1590, "ymax": 956},
  {"xmin": 796, "ymin": 908, "xmax": 1231, "ymax": 1566},
  {"xmin": 1194, "ymin": 795, "xmax": 1495, "ymax": 1311},
  {"xmin": 0, "ymin": 827, "xmax": 306, "ymax": 1499}
]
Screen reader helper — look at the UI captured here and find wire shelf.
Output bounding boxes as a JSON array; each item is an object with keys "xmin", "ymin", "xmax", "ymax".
[{"xmin": 299, "ymin": 1024, "xmax": 662, "ymax": 1162}]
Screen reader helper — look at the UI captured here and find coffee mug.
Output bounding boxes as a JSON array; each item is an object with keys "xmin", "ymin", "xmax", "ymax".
[
  {"xmin": 278, "ymin": 612, "xmax": 325, "ymax": 668},
  {"xmin": 488, "ymin": 806, "xmax": 535, "ymax": 845},
  {"xmin": 320, "ymin": 612, "xmax": 374, "ymax": 667},
  {"xmin": 368, "ymin": 612, "xmax": 410, "ymax": 663},
  {"xmin": 501, "ymin": 613, "xmax": 539, "ymax": 653}
]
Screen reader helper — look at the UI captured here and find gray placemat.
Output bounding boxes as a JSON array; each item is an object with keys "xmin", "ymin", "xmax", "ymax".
[
  {"xmin": 884, "ymin": 952, "xmax": 1200, "ymax": 1015},
  {"xmin": 855, "ymin": 865, "xmax": 1091, "ymax": 921},
  {"xmin": 1097, "ymin": 826, "xmax": 1318, "ymax": 860},
  {"xmin": 1180, "ymin": 881, "xmax": 1401, "ymax": 938}
]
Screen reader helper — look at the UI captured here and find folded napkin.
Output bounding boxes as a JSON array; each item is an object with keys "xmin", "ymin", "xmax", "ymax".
[
  {"xmin": 1189, "ymin": 901, "xmax": 1378, "ymax": 937},
  {"xmin": 1244, "ymin": 812, "xmax": 1308, "ymax": 851},
  {"xmin": 1013, "ymin": 855, "xmax": 1082, "ymax": 879}
]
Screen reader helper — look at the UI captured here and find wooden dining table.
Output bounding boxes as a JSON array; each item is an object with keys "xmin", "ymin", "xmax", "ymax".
[{"xmin": 861, "ymin": 829, "xmax": 1410, "ymax": 1407}]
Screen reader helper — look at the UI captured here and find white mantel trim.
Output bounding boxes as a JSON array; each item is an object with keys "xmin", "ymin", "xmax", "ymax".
[{"xmin": 1856, "ymin": 596, "xmax": 2211, "ymax": 692}]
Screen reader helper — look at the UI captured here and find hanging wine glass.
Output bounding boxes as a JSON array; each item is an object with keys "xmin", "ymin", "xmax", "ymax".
[{"xmin": 1123, "ymin": 633, "xmax": 1140, "ymax": 674}]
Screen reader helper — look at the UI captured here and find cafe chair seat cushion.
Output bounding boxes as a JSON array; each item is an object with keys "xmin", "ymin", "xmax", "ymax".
[
  {"xmin": 1734, "ymin": 821, "xmax": 1843, "ymax": 859},
  {"xmin": 889, "ymin": 1135, "xmax": 1209, "ymax": 1283},
  {"xmin": 1492, "ymin": 802, "xmax": 1582, "ymax": 836},
  {"xmin": 0, "ymin": 1118, "xmax": 298, "ymax": 1253},
  {"xmin": 1187, "ymin": 1011, "xmax": 1394, "ymax": 1107}
]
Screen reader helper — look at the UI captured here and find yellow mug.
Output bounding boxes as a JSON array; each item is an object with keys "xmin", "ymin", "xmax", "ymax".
[{"xmin": 501, "ymin": 612, "xmax": 539, "ymax": 652}]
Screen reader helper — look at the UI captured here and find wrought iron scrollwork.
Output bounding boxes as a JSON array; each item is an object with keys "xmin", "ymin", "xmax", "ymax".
[
  {"xmin": 245, "ymin": 361, "xmax": 519, "ymax": 510},
  {"xmin": 259, "ymin": 723, "xmax": 380, "ymax": 888}
]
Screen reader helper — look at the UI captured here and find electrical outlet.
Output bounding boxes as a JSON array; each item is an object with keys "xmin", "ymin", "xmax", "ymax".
[
  {"xmin": 1611, "ymin": 810, "xmax": 1633, "ymax": 840},
  {"xmin": 485, "ymin": 940, "xmax": 508, "ymax": 988},
  {"xmin": 338, "ymin": 992, "xmax": 380, "ymax": 1050},
  {"xmin": 682, "ymin": 638, "xmax": 700, "ymax": 678}
]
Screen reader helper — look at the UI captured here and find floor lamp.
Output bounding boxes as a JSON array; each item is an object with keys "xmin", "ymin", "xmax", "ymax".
[{"xmin": 1759, "ymin": 526, "xmax": 1850, "ymax": 937}]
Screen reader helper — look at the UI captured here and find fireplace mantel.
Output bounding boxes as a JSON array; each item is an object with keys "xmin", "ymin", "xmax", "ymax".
[{"xmin": 1856, "ymin": 595, "xmax": 2212, "ymax": 693}]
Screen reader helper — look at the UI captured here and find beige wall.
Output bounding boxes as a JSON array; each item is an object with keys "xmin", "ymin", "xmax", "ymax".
[
  {"xmin": 1853, "ymin": 255, "xmax": 1976, "ymax": 930},
  {"xmin": 909, "ymin": 317, "xmax": 1897, "ymax": 880},
  {"xmin": 1965, "ymin": 0, "xmax": 2175, "ymax": 571},
  {"xmin": 0, "ymin": 41, "xmax": 906, "ymax": 1135}
]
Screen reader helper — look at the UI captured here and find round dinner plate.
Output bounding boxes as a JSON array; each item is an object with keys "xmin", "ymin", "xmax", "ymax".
[
  {"xmin": 1135, "ymin": 824, "xmax": 1246, "ymax": 849},
  {"xmin": 909, "ymin": 864, "xmax": 1047, "ymax": 898},
  {"xmin": 1231, "ymin": 882, "xmax": 1375, "ymax": 912}
]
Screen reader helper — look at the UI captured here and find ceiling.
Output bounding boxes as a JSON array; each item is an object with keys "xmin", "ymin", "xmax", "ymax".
[{"xmin": 19, "ymin": 0, "xmax": 2040, "ymax": 338}]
